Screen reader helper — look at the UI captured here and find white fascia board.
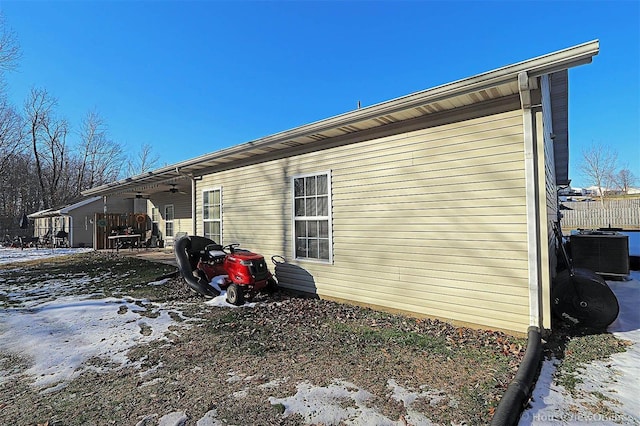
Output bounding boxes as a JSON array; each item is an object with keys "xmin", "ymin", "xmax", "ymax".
[
  {"xmin": 27, "ymin": 209, "xmax": 54, "ymax": 219},
  {"xmin": 59, "ymin": 196, "xmax": 102, "ymax": 215}
]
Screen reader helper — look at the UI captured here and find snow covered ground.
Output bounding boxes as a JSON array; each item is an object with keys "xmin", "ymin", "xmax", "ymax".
[
  {"xmin": 0, "ymin": 246, "xmax": 93, "ymax": 264},
  {"xmin": 1, "ymin": 247, "xmax": 638, "ymax": 425}
]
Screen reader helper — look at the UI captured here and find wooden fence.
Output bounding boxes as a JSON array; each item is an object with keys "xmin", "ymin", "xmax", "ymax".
[
  {"xmin": 94, "ymin": 213, "xmax": 152, "ymax": 250},
  {"xmin": 561, "ymin": 198, "xmax": 640, "ymax": 231}
]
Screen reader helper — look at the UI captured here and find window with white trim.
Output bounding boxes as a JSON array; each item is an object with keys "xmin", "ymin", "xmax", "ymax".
[
  {"xmin": 151, "ymin": 207, "xmax": 160, "ymax": 237},
  {"xmin": 151, "ymin": 207, "xmax": 159, "ymax": 225},
  {"xmin": 164, "ymin": 205, "xmax": 174, "ymax": 238},
  {"xmin": 293, "ymin": 172, "xmax": 331, "ymax": 262},
  {"xmin": 203, "ymin": 188, "xmax": 222, "ymax": 243}
]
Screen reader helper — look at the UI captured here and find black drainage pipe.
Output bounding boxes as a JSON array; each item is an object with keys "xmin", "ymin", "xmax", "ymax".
[{"xmin": 491, "ymin": 326, "xmax": 542, "ymax": 426}]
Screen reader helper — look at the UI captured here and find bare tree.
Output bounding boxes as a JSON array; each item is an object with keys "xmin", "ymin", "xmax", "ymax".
[
  {"xmin": 126, "ymin": 142, "xmax": 160, "ymax": 176},
  {"xmin": 0, "ymin": 13, "xmax": 28, "ymax": 235},
  {"xmin": 0, "ymin": 14, "xmax": 23, "ymax": 182},
  {"xmin": 0, "ymin": 13, "xmax": 20, "ymax": 73},
  {"xmin": 24, "ymin": 88, "xmax": 69, "ymax": 209},
  {"xmin": 75, "ymin": 110, "xmax": 123, "ymax": 194},
  {"xmin": 0, "ymin": 98, "xmax": 23, "ymax": 177},
  {"xmin": 613, "ymin": 168, "xmax": 637, "ymax": 195},
  {"xmin": 580, "ymin": 143, "xmax": 618, "ymax": 206}
]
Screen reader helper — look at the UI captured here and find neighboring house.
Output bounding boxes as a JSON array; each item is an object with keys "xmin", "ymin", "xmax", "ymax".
[
  {"xmin": 29, "ymin": 196, "xmax": 133, "ymax": 248},
  {"xmin": 83, "ymin": 41, "xmax": 599, "ymax": 334}
]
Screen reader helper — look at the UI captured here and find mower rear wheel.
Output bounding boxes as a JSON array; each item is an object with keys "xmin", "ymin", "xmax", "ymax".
[{"xmin": 226, "ymin": 283, "xmax": 244, "ymax": 306}]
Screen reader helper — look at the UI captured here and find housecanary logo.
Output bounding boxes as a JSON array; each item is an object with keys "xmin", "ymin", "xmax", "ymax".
[{"xmin": 520, "ymin": 411, "xmax": 631, "ymax": 423}]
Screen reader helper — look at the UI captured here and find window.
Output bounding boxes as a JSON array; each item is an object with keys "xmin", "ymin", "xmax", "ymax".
[
  {"xmin": 151, "ymin": 207, "xmax": 159, "ymax": 224},
  {"xmin": 151, "ymin": 207, "xmax": 160, "ymax": 238},
  {"xmin": 203, "ymin": 189, "xmax": 222, "ymax": 243},
  {"xmin": 164, "ymin": 205, "xmax": 174, "ymax": 238},
  {"xmin": 293, "ymin": 172, "xmax": 331, "ymax": 262}
]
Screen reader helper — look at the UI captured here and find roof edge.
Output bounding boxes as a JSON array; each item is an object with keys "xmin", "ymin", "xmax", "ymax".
[
  {"xmin": 83, "ymin": 40, "xmax": 599, "ymax": 196},
  {"xmin": 177, "ymin": 40, "xmax": 599, "ymax": 165}
]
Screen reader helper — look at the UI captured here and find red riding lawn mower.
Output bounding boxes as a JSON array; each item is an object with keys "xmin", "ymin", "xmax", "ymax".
[{"xmin": 174, "ymin": 235, "xmax": 277, "ymax": 305}]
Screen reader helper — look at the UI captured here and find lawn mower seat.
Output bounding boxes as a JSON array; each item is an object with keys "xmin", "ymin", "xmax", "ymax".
[
  {"xmin": 184, "ymin": 236, "xmax": 218, "ymax": 270},
  {"xmin": 204, "ymin": 243, "xmax": 226, "ymax": 260}
]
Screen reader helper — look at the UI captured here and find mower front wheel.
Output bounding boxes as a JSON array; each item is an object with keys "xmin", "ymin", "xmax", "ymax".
[{"xmin": 226, "ymin": 283, "xmax": 244, "ymax": 306}]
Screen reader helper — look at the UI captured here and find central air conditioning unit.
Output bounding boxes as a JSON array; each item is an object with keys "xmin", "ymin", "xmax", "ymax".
[{"xmin": 570, "ymin": 230, "xmax": 629, "ymax": 277}]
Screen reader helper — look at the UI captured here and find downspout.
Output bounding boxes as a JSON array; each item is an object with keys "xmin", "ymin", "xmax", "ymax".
[
  {"xmin": 519, "ymin": 70, "xmax": 543, "ymax": 329},
  {"xmin": 491, "ymin": 72, "xmax": 544, "ymax": 425},
  {"xmin": 99, "ymin": 195, "xmax": 109, "ymax": 250},
  {"xmin": 68, "ymin": 216, "xmax": 72, "ymax": 247}
]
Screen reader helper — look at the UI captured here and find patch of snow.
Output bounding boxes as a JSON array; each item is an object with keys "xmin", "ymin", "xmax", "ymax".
[
  {"xmin": 0, "ymin": 296, "xmax": 179, "ymax": 390},
  {"xmin": 196, "ymin": 409, "xmax": 223, "ymax": 426},
  {"xmin": 204, "ymin": 291, "xmax": 256, "ymax": 308},
  {"xmin": 232, "ymin": 389, "xmax": 248, "ymax": 398},
  {"xmin": 388, "ymin": 379, "xmax": 442, "ymax": 424},
  {"xmin": 269, "ymin": 379, "xmax": 440, "ymax": 425},
  {"xmin": 226, "ymin": 371, "xmax": 244, "ymax": 383},
  {"xmin": 158, "ymin": 411, "xmax": 188, "ymax": 426},
  {"xmin": 148, "ymin": 277, "xmax": 171, "ymax": 286},
  {"xmin": 258, "ymin": 377, "xmax": 289, "ymax": 389},
  {"xmin": 139, "ymin": 377, "xmax": 167, "ymax": 388},
  {"xmin": 0, "ymin": 247, "xmax": 92, "ymax": 265},
  {"xmin": 269, "ymin": 380, "xmax": 379, "ymax": 425},
  {"xmin": 135, "ymin": 414, "xmax": 158, "ymax": 426}
]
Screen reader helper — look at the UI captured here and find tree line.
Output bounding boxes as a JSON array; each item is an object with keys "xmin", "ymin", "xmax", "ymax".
[
  {"xmin": 0, "ymin": 16, "xmax": 159, "ymax": 236},
  {"xmin": 580, "ymin": 143, "xmax": 638, "ymax": 205}
]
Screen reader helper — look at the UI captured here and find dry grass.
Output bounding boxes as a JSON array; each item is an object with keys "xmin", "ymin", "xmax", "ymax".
[{"xmin": 0, "ymin": 252, "xmax": 527, "ymax": 425}]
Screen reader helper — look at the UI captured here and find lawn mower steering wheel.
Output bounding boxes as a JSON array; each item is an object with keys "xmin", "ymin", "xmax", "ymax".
[{"xmin": 223, "ymin": 243, "xmax": 240, "ymax": 253}]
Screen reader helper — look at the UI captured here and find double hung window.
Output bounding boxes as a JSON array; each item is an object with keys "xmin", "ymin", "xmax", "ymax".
[
  {"xmin": 293, "ymin": 172, "xmax": 331, "ymax": 262},
  {"xmin": 164, "ymin": 205, "xmax": 174, "ymax": 238},
  {"xmin": 203, "ymin": 189, "xmax": 222, "ymax": 243}
]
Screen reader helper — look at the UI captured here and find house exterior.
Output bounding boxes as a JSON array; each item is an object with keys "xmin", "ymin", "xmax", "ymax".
[
  {"xmin": 83, "ymin": 41, "xmax": 599, "ymax": 334},
  {"xmin": 29, "ymin": 196, "xmax": 133, "ymax": 248}
]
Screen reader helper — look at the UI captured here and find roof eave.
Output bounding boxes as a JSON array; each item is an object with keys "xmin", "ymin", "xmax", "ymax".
[{"xmin": 82, "ymin": 40, "xmax": 598, "ymax": 197}]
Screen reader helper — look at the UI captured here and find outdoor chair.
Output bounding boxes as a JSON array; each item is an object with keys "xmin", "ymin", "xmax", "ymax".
[{"xmin": 54, "ymin": 231, "xmax": 69, "ymax": 248}]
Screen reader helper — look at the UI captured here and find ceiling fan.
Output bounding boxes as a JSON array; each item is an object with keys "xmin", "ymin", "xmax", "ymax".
[
  {"xmin": 167, "ymin": 183, "xmax": 187, "ymax": 194},
  {"xmin": 124, "ymin": 191, "xmax": 150, "ymax": 199}
]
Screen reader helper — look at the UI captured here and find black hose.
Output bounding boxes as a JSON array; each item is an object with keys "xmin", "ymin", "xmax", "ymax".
[
  {"xmin": 174, "ymin": 235, "xmax": 220, "ymax": 298},
  {"xmin": 490, "ymin": 326, "xmax": 542, "ymax": 426}
]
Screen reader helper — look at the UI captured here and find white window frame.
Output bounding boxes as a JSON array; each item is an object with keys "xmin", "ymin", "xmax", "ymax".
[
  {"xmin": 164, "ymin": 204, "xmax": 174, "ymax": 239},
  {"xmin": 151, "ymin": 207, "xmax": 159, "ymax": 225},
  {"xmin": 202, "ymin": 187, "xmax": 222, "ymax": 244},
  {"xmin": 292, "ymin": 170, "xmax": 332, "ymax": 263}
]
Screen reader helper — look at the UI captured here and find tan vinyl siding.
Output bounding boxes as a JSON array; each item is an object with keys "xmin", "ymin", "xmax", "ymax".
[
  {"xmin": 150, "ymin": 192, "xmax": 192, "ymax": 244},
  {"xmin": 197, "ymin": 108, "xmax": 528, "ymax": 332}
]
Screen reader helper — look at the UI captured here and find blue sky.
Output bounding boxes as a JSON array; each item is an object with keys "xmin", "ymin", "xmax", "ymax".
[{"xmin": 1, "ymin": 1, "xmax": 638, "ymax": 188}]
